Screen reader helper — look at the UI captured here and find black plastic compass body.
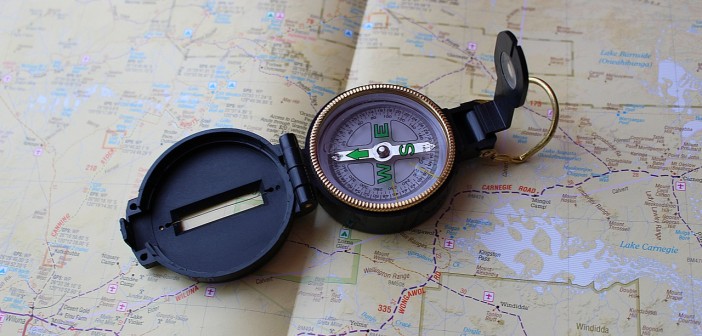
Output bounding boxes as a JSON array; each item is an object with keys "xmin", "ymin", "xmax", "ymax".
[{"xmin": 120, "ymin": 31, "xmax": 530, "ymax": 282}]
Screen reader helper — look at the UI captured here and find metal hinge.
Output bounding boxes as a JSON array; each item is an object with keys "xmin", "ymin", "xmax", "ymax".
[{"xmin": 279, "ymin": 133, "xmax": 317, "ymax": 215}]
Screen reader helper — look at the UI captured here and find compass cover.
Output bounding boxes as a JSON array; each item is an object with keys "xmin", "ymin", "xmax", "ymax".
[{"xmin": 120, "ymin": 129, "xmax": 299, "ymax": 282}]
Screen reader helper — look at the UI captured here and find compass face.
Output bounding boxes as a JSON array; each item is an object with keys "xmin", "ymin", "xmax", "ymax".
[{"xmin": 309, "ymin": 84, "xmax": 455, "ymax": 212}]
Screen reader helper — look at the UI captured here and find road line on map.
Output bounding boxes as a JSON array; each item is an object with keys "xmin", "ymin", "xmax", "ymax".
[
  {"xmin": 385, "ymin": 7, "xmax": 499, "ymax": 85},
  {"xmin": 670, "ymin": 179, "xmax": 702, "ymax": 246},
  {"xmin": 462, "ymin": 166, "xmax": 702, "ymax": 249},
  {"xmin": 417, "ymin": 64, "xmax": 469, "ymax": 90},
  {"xmin": 283, "ymin": 239, "xmax": 426, "ymax": 287},
  {"xmin": 286, "ymin": 238, "xmax": 373, "ymax": 257},
  {"xmin": 44, "ymin": 272, "xmax": 124, "ymax": 318},
  {"xmin": 524, "ymin": 106, "xmax": 612, "ymax": 171},
  {"xmin": 129, "ymin": 283, "xmax": 200, "ymax": 314},
  {"xmin": 0, "ymin": 307, "xmax": 118, "ymax": 335}
]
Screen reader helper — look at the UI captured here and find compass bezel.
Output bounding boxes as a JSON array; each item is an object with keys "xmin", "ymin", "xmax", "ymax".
[{"xmin": 308, "ymin": 84, "xmax": 456, "ymax": 212}]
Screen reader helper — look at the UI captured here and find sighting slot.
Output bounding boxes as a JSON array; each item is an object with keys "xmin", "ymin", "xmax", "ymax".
[{"xmin": 170, "ymin": 181, "xmax": 264, "ymax": 234}]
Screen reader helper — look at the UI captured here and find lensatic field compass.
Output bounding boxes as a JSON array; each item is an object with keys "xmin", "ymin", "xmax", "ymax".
[{"xmin": 120, "ymin": 31, "xmax": 559, "ymax": 282}]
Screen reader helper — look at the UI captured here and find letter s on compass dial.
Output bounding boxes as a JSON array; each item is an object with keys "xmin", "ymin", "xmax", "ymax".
[{"xmin": 308, "ymin": 84, "xmax": 456, "ymax": 212}]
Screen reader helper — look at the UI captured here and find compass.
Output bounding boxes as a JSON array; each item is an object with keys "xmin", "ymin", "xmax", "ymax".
[
  {"xmin": 306, "ymin": 85, "xmax": 456, "ymax": 232},
  {"xmin": 311, "ymin": 86, "xmax": 454, "ymax": 210},
  {"xmin": 120, "ymin": 31, "xmax": 559, "ymax": 281}
]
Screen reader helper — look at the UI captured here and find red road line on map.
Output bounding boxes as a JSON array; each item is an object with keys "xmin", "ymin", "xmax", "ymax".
[
  {"xmin": 0, "ymin": 307, "xmax": 118, "ymax": 335},
  {"xmin": 21, "ymin": 315, "xmax": 33, "ymax": 336},
  {"xmin": 1, "ymin": 282, "xmax": 199, "ymax": 336}
]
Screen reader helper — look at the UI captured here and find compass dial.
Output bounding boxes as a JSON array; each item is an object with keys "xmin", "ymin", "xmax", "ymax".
[{"xmin": 309, "ymin": 84, "xmax": 455, "ymax": 212}]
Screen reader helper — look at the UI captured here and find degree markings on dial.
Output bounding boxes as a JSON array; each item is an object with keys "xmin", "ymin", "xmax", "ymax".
[
  {"xmin": 323, "ymin": 102, "xmax": 445, "ymax": 203},
  {"xmin": 415, "ymin": 164, "xmax": 439, "ymax": 179}
]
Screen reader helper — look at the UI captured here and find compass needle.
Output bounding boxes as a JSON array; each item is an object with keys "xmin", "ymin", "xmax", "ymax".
[{"xmin": 332, "ymin": 141, "xmax": 436, "ymax": 162}]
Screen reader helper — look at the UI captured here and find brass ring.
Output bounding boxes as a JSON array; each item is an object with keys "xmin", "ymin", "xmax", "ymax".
[{"xmin": 480, "ymin": 76, "xmax": 559, "ymax": 163}]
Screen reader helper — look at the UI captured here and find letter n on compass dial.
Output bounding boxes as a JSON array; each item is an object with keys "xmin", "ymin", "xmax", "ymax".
[{"xmin": 309, "ymin": 85, "xmax": 455, "ymax": 212}]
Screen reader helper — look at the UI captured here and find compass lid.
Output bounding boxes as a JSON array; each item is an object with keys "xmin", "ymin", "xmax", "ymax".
[
  {"xmin": 494, "ymin": 30, "xmax": 529, "ymax": 110},
  {"xmin": 120, "ymin": 129, "xmax": 314, "ymax": 282}
]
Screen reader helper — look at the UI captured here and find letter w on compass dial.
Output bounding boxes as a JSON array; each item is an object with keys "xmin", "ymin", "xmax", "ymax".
[{"xmin": 317, "ymin": 94, "xmax": 451, "ymax": 207}]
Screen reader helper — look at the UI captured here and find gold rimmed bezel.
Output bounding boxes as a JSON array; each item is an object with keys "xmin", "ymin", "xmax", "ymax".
[{"xmin": 308, "ymin": 84, "xmax": 456, "ymax": 212}]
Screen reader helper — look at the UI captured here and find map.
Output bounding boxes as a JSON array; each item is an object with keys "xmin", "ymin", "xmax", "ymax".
[{"xmin": 0, "ymin": 0, "xmax": 701, "ymax": 335}]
